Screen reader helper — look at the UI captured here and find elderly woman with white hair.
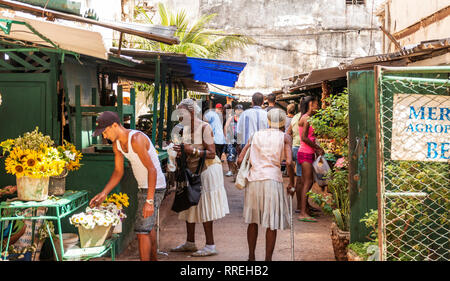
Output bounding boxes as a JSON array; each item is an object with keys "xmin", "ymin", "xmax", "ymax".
[
  {"xmin": 171, "ymin": 98, "xmax": 230, "ymax": 257},
  {"xmin": 237, "ymin": 108, "xmax": 295, "ymax": 261}
]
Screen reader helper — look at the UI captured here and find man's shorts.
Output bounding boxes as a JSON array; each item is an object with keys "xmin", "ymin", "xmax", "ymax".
[
  {"xmin": 224, "ymin": 144, "xmax": 237, "ymax": 162},
  {"xmin": 292, "ymin": 146, "xmax": 302, "ymax": 177},
  {"xmin": 135, "ymin": 188, "xmax": 166, "ymax": 234}
]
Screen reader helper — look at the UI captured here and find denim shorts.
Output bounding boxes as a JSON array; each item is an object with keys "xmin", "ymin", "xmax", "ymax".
[
  {"xmin": 225, "ymin": 144, "xmax": 237, "ymax": 162},
  {"xmin": 135, "ymin": 188, "xmax": 166, "ymax": 234},
  {"xmin": 292, "ymin": 146, "xmax": 302, "ymax": 177}
]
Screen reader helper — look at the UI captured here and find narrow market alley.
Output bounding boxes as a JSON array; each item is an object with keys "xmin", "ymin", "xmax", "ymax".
[{"xmin": 105, "ymin": 164, "xmax": 335, "ymax": 261}]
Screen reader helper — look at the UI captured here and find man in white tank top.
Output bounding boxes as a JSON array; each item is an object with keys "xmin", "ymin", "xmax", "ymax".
[{"xmin": 89, "ymin": 111, "xmax": 166, "ymax": 261}]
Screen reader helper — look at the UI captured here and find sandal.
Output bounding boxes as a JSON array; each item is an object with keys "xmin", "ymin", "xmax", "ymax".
[
  {"xmin": 297, "ymin": 217, "xmax": 318, "ymax": 223},
  {"xmin": 191, "ymin": 247, "xmax": 218, "ymax": 257}
]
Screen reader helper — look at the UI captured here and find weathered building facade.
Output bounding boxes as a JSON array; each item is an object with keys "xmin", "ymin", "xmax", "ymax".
[
  {"xmin": 377, "ymin": 0, "xmax": 450, "ymax": 66},
  {"xmin": 114, "ymin": 0, "xmax": 384, "ymax": 96}
]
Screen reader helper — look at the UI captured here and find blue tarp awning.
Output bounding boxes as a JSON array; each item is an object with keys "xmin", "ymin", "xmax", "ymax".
[{"xmin": 186, "ymin": 57, "xmax": 247, "ymax": 87}]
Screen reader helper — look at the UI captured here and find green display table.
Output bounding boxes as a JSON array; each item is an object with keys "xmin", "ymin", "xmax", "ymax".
[{"xmin": 0, "ymin": 190, "xmax": 117, "ymax": 261}]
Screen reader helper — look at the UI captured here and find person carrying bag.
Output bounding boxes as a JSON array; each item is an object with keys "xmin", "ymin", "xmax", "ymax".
[{"xmin": 172, "ymin": 144, "xmax": 206, "ymax": 212}]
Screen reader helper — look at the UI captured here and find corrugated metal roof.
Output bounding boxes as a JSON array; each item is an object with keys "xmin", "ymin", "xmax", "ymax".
[
  {"xmin": 278, "ymin": 38, "xmax": 450, "ymax": 96},
  {"xmin": 0, "ymin": 0, "xmax": 180, "ymax": 44}
]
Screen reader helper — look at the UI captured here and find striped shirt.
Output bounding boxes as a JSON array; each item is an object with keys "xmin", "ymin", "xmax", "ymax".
[{"xmin": 236, "ymin": 106, "xmax": 268, "ymax": 145}]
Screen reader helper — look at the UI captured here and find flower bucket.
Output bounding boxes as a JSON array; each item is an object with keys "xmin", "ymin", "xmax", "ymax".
[
  {"xmin": 48, "ymin": 168, "xmax": 68, "ymax": 196},
  {"xmin": 77, "ymin": 225, "xmax": 112, "ymax": 248},
  {"xmin": 16, "ymin": 176, "xmax": 49, "ymax": 201},
  {"xmin": 113, "ymin": 220, "xmax": 122, "ymax": 234}
]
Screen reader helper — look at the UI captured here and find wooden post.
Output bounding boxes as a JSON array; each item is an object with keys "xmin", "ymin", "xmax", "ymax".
[
  {"xmin": 75, "ymin": 85, "xmax": 82, "ymax": 150},
  {"xmin": 167, "ymin": 79, "xmax": 173, "ymax": 141},
  {"xmin": 158, "ymin": 63, "xmax": 166, "ymax": 148},
  {"xmin": 117, "ymin": 85, "xmax": 123, "ymax": 124},
  {"xmin": 130, "ymin": 87, "xmax": 136, "ymax": 129},
  {"xmin": 152, "ymin": 56, "xmax": 160, "ymax": 145},
  {"xmin": 91, "ymin": 88, "xmax": 98, "ymax": 145}
]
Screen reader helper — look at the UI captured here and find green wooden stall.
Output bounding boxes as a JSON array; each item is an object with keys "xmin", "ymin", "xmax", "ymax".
[
  {"xmin": 348, "ymin": 70, "xmax": 378, "ymax": 243},
  {"xmin": 0, "ymin": 38, "xmax": 188, "ymax": 254}
]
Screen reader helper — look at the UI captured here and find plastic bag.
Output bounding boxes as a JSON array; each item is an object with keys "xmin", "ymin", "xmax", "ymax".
[
  {"xmin": 163, "ymin": 143, "xmax": 178, "ymax": 172},
  {"xmin": 313, "ymin": 155, "xmax": 331, "ymax": 187}
]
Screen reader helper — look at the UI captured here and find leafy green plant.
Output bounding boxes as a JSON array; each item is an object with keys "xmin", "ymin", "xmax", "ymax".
[
  {"xmin": 309, "ymin": 89, "xmax": 349, "ymax": 157},
  {"xmin": 348, "ymin": 209, "xmax": 380, "ymax": 261},
  {"xmin": 308, "ymin": 89, "xmax": 350, "ymax": 232},
  {"xmin": 308, "ymin": 167, "xmax": 349, "ymax": 231}
]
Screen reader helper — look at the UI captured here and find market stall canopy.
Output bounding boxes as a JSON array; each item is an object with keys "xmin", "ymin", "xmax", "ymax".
[
  {"xmin": 109, "ymin": 47, "xmax": 247, "ymax": 90},
  {"xmin": 186, "ymin": 57, "xmax": 247, "ymax": 87},
  {"xmin": 0, "ymin": 0, "xmax": 180, "ymax": 45},
  {"xmin": 0, "ymin": 12, "xmax": 108, "ymax": 59}
]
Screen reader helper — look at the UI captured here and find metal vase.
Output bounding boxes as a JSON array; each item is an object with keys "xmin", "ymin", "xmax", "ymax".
[{"xmin": 48, "ymin": 168, "xmax": 68, "ymax": 196}]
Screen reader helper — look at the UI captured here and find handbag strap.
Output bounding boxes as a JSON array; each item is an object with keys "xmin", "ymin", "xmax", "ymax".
[{"xmin": 195, "ymin": 149, "xmax": 207, "ymax": 175}]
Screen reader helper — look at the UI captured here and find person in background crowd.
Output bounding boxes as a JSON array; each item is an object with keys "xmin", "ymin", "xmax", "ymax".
[
  {"xmin": 236, "ymin": 92, "xmax": 268, "ymax": 149},
  {"xmin": 223, "ymin": 104, "xmax": 244, "ymax": 180},
  {"xmin": 286, "ymin": 104, "xmax": 303, "ymax": 213},
  {"xmin": 237, "ymin": 108, "xmax": 295, "ymax": 261},
  {"xmin": 285, "ymin": 103, "xmax": 296, "ymax": 134},
  {"xmin": 223, "ymin": 103, "xmax": 232, "ymax": 128},
  {"xmin": 265, "ymin": 93, "xmax": 277, "ymax": 112},
  {"xmin": 171, "ymin": 99, "xmax": 230, "ymax": 257},
  {"xmin": 204, "ymin": 104, "xmax": 227, "ymax": 158},
  {"xmin": 297, "ymin": 96, "xmax": 324, "ymax": 223},
  {"xmin": 89, "ymin": 111, "xmax": 166, "ymax": 261}
]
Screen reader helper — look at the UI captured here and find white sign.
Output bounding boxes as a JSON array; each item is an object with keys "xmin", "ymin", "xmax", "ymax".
[{"xmin": 391, "ymin": 94, "xmax": 450, "ymax": 162}]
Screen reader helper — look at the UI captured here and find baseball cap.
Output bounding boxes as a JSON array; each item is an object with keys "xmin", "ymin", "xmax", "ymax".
[
  {"xmin": 215, "ymin": 103, "xmax": 223, "ymax": 109},
  {"xmin": 92, "ymin": 111, "xmax": 120, "ymax": 137}
]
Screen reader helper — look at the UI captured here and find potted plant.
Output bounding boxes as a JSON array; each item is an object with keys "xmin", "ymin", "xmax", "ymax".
[
  {"xmin": 69, "ymin": 206, "xmax": 120, "ymax": 248},
  {"xmin": 101, "ymin": 192, "xmax": 129, "ymax": 234},
  {"xmin": 308, "ymin": 90, "xmax": 350, "ymax": 261},
  {"xmin": 0, "ymin": 128, "xmax": 66, "ymax": 201},
  {"xmin": 347, "ymin": 209, "xmax": 380, "ymax": 261},
  {"xmin": 49, "ymin": 140, "xmax": 83, "ymax": 196}
]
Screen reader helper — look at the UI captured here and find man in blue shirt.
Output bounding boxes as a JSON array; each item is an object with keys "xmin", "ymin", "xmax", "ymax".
[
  {"xmin": 204, "ymin": 104, "xmax": 227, "ymax": 158},
  {"xmin": 236, "ymin": 92, "xmax": 268, "ymax": 148}
]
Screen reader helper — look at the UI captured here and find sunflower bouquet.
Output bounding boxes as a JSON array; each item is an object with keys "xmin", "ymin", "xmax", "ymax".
[
  {"xmin": 56, "ymin": 140, "xmax": 82, "ymax": 171},
  {"xmin": 0, "ymin": 128, "xmax": 66, "ymax": 179}
]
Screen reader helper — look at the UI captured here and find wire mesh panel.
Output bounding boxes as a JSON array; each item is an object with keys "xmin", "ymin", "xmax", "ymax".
[{"xmin": 377, "ymin": 67, "xmax": 450, "ymax": 261}]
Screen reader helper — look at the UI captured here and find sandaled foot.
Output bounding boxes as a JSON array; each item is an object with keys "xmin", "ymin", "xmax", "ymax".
[
  {"xmin": 170, "ymin": 242, "xmax": 198, "ymax": 252},
  {"xmin": 297, "ymin": 216, "xmax": 318, "ymax": 223},
  {"xmin": 191, "ymin": 247, "xmax": 218, "ymax": 257}
]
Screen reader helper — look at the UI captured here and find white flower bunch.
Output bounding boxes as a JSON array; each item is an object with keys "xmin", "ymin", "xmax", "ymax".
[
  {"xmin": 70, "ymin": 206, "xmax": 120, "ymax": 230},
  {"xmin": 64, "ymin": 150, "xmax": 76, "ymax": 161},
  {"xmin": 100, "ymin": 203, "xmax": 127, "ymax": 221}
]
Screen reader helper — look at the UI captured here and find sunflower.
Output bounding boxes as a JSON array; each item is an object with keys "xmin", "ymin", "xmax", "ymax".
[
  {"xmin": 25, "ymin": 155, "xmax": 38, "ymax": 168},
  {"xmin": 14, "ymin": 164, "xmax": 25, "ymax": 177},
  {"xmin": 18, "ymin": 149, "xmax": 32, "ymax": 163}
]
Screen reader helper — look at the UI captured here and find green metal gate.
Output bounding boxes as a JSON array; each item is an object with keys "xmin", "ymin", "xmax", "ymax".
[{"xmin": 375, "ymin": 66, "xmax": 450, "ymax": 261}]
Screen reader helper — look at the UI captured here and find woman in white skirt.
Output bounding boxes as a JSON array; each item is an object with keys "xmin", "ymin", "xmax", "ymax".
[
  {"xmin": 172, "ymin": 99, "xmax": 230, "ymax": 257},
  {"xmin": 237, "ymin": 108, "xmax": 295, "ymax": 261}
]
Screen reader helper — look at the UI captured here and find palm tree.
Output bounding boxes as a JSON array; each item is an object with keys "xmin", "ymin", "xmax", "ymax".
[{"xmin": 128, "ymin": 2, "xmax": 254, "ymax": 59}]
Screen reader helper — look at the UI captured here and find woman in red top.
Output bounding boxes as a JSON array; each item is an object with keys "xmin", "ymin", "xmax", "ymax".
[{"xmin": 297, "ymin": 96, "xmax": 324, "ymax": 222}]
